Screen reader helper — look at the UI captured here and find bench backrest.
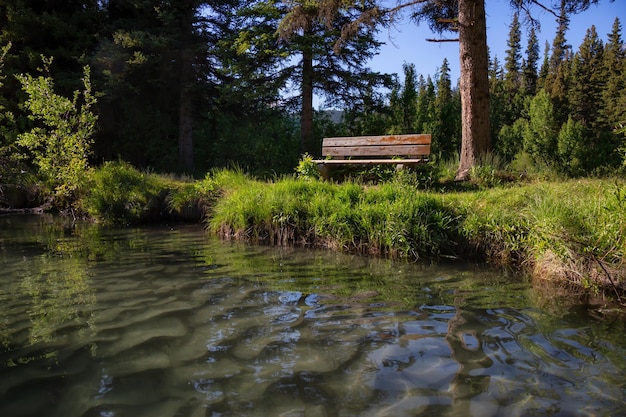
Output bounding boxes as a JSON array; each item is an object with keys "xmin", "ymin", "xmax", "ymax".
[{"xmin": 321, "ymin": 134, "xmax": 431, "ymax": 159}]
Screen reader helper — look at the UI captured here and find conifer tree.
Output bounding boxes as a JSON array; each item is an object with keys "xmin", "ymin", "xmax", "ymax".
[
  {"xmin": 415, "ymin": 75, "xmax": 435, "ymax": 135},
  {"xmin": 504, "ymin": 12, "xmax": 522, "ymax": 94},
  {"xmin": 545, "ymin": 2, "xmax": 572, "ymax": 127},
  {"xmin": 549, "ymin": 0, "xmax": 570, "ymax": 73},
  {"xmin": 537, "ymin": 41, "xmax": 551, "ymax": 91},
  {"xmin": 489, "ymin": 55, "xmax": 506, "ymax": 145},
  {"xmin": 569, "ymin": 25, "xmax": 604, "ymax": 129},
  {"xmin": 502, "ymin": 12, "xmax": 526, "ymax": 129},
  {"xmin": 602, "ymin": 18, "xmax": 626, "ymax": 132},
  {"xmin": 389, "ymin": 63, "xmax": 418, "ymax": 134},
  {"xmin": 432, "ymin": 58, "xmax": 460, "ymax": 160},
  {"xmin": 278, "ymin": 0, "xmax": 387, "ymax": 155},
  {"xmin": 521, "ymin": 26, "xmax": 539, "ymax": 96}
]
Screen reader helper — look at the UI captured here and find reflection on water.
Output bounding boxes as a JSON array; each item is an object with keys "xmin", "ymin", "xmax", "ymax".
[{"xmin": 0, "ymin": 215, "xmax": 625, "ymax": 417}]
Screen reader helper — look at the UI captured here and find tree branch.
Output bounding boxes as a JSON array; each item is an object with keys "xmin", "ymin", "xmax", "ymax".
[{"xmin": 426, "ymin": 38, "xmax": 459, "ymax": 43}]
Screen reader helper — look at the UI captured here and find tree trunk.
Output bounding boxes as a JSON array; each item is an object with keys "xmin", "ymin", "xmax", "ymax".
[
  {"xmin": 456, "ymin": 0, "xmax": 491, "ymax": 181},
  {"xmin": 178, "ymin": 6, "xmax": 194, "ymax": 173},
  {"xmin": 179, "ymin": 81, "xmax": 194, "ymax": 172},
  {"xmin": 301, "ymin": 44, "xmax": 314, "ymax": 155}
]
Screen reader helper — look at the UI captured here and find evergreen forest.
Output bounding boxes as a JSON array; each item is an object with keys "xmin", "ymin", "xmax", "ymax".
[{"xmin": 0, "ymin": 1, "xmax": 624, "ymax": 187}]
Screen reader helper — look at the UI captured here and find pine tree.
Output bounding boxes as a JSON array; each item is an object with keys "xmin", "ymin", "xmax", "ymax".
[
  {"xmin": 504, "ymin": 12, "xmax": 522, "ymax": 94},
  {"xmin": 388, "ymin": 63, "xmax": 418, "ymax": 134},
  {"xmin": 415, "ymin": 75, "xmax": 436, "ymax": 135},
  {"xmin": 431, "ymin": 58, "xmax": 460, "ymax": 159},
  {"xmin": 549, "ymin": 0, "xmax": 570, "ymax": 74},
  {"xmin": 502, "ymin": 12, "xmax": 528, "ymax": 129},
  {"xmin": 569, "ymin": 25, "xmax": 604, "ymax": 129},
  {"xmin": 537, "ymin": 41, "xmax": 550, "ymax": 91},
  {"xmin": 278, "ymin": 0, "xmax": 388, "ymax": 155},
  {"xmin": 489, "ymin": 55, "xmax": 506, "ymax": 145},
  {"xmin": 544, "ymin": 0, "xmax": 572, "ymax": 120},
  {"xmin": 521, "ymin": 26, "xmax": 539, "ymax": 96},
  {"xmin": 602, "ymin": 18, "xmax": 626, "ymax": 132}
]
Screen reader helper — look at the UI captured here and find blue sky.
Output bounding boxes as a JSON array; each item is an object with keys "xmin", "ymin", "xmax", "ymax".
[{"xmin": 368, "ymin": 0, "xmax": 626, "ymax": 82}]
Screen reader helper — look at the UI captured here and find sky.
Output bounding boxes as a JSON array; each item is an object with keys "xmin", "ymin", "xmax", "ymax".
[{"xmin": 367, "ymin": 0, "xmax": 626, "ymax": 83}]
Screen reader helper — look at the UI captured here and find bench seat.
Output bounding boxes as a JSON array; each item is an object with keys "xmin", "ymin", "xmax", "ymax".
[{"xmin": 313, "ymin": 134, "xmax": 431, "ymax": 179}]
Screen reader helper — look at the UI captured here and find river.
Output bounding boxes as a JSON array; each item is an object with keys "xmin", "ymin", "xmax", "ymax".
[{"xmin": 1, "ymin": 215, "xmax": 625, "ymax": 417}]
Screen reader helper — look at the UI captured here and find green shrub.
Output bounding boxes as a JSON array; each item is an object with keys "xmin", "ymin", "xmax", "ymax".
[
  {"xmin": 295, "ymin": 153, "xmax": 321, "ymax": 180},
  {"xmin": 557, "ymin": 117, "xmax": 586, "ymax": 177},
  {"xmin": 16, "ymin": 59, "xmax": 97, "ymax": 205},
  {"xmin": 166, "ymin": 176, "xmax": 218, "ymax": 221},
  {"xmin": 80, "ymin": 161, "xmax": 169, "ymax": 225}
]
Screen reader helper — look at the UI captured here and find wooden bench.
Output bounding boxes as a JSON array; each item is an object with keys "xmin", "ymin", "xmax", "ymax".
[{"xmin": 314, "ymin": 134, "xmax": 431, "ymax": 179}]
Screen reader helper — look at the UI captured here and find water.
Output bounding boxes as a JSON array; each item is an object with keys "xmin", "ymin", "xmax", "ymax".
[{"xmin": 0, "ymin": 215, "xmax": 625, "ymax": 417}]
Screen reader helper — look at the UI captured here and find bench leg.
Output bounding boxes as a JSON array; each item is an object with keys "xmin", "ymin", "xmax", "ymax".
[{"xmin": 317, "ymin": 164, "xmax": 332, "ymax": 180}]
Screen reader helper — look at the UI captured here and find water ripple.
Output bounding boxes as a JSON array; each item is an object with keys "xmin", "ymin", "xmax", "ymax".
[{"xmin": 0, "ymin": 220, "xmax": 625, "ymax": 417}]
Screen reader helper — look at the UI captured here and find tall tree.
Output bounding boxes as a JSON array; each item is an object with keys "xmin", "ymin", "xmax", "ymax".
[
  {"xmin": 432, "ymin": 58, "xmax": 461, "ymax": 160},
  {"xmin": 489, "ymin": 54, "xmax": 506, "ymax": 147},
  {"xmin": 415, "ymin": 74, "xmax": 436, "ymax": 135},
  {"xmin": 93, "ymin": 0, "xmax": 239, "ymax": 172},
  {"xmin": 389, "ymin": 62, "xmax": 418, "ymax": 134},
  {"xmin": 569, "ymin": 25, "xmax": 604, "ymax": 128},
  {"xmin": 276, "ymin": 0, "xmax": 389, "ymax": 155},
  {"xmin": 312, "ymin": 0, "xmax": 611, "ymax": 179},
  {"xmin": 504, "ymin": 12, "xmax": 522, "ymax": 95},
  {"xmin": 537, "ymin": 40, "xmax": 551, "ymax": 90},
  {"xmin": 521, "ymin": 26, "xmax": 539, "ymax": 96},
  {"xmin": 602, "ymin": 18, "xmax": 626, "ymax": 131},
  {"xmin": 454, "ymin": 0, "xmax": 490, "ymax": 179},
  {"xmin": 502, "ymin": 12, "xmax": 525, "ymax": 128}
]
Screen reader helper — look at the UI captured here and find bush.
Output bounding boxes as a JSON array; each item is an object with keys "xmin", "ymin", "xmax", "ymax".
[
  {"xmin": 16, "ymin": 59, "xmax": 97, "ymax": 205},
  {"xmin": 166, "ymin": 175, "xmax": 218, "ymax": 222},
  {"xmin": 295, "ymin": 153, "xmax": 321, "ymax": 181},
  {"xmin": 80, "ymin": 161, "xmax": 170, "ymax": 225},
  {"xmin": 557, "ymin": 117, "xmax": 586, "ymax": 177}
]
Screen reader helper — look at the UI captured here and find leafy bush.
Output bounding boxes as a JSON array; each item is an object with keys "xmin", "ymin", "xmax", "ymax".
[
  {"xmin": 80, "ymin": 161, "xmax": 169, "ymax": 225},
  {"xmin": 16, "ymin": 59, "xmax": 97, "ymax": 204},
  {"xmin": 557, "ymin": 116, "xmax": 586, "ymax": 177},
  {"xmin": 523, "ymin": 90, "xmax": 559, "ymax": 167},
  {"xmin": 295, "ymin": 153, "xmax": 321, "ymax": 181},
  {"xmin": 166, "ymin": 174, "xmax": 220, "ymax": 221}
]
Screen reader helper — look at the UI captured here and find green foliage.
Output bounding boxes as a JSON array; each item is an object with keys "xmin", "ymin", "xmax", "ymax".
[
  {"xmin": 0, "ymin": 43, "xmax": 15, "ymax": 147},
  {"xmin": 523, "ymin": 90, "xmax": 559, "ymax": 166},
  {"xmin": 295, "ymin": 153, "xmax": 321, "ymax": 180},
  {"xmin": 210, "ymin": 173, "xmax": 461, "ymax": 259},
  {"xmin": 456, "ymin": 179, "xmax": 626, "ymax": 296},
  {"xmin": 80, "ymin": 161, "xmax": 169, "ymax": 225},
  {"xmin": 16, "ymin": 60, "xmax": 97, "ymax": 203},
  {"xmin": 389, "ymin": 63, "xmax": 418, "ymax": 134},
  {"xmin": 496, "ymin": 118, "xmax": 527, "ymax": 163},
  {"xmin": 166, "ymin": 175, "xmax": 219, "ymax": 221},
  {"xmin": 208, "ymin": 110, "xmax": 300, "ymax": 176},
  {"xmin": 557, "ymin": 116, "xmax": 586, "ymax": 176}
]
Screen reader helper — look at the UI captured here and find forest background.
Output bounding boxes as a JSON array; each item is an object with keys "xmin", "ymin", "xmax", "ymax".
[{"xmin": 0, "ymin": 0, "xmax": 625, "ymax": 188}]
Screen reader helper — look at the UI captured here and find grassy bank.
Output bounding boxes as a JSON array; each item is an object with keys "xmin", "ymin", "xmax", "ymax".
[{"xmin": 77, "ymin": 162, "xmax": 625, "ymax": 306}]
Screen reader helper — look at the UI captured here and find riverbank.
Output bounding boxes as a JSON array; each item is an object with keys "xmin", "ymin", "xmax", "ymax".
[
  {"xmin": 3, "ymin": 161, "xmax": 625, "ymax": 306},
  {"xmin": 204, "ymin": 171, "xmax": 625, "ymax": 306}
]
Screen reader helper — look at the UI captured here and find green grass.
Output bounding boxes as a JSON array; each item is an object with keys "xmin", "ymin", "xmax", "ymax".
[
  {"xmin": 79, "ymin": 161, "xmax": 220, "ymax": 225},
  {"xmin": 208, "ymin": 173, "xmax": 625, "ymax": 304},
  {"xmin": 209, "ymin": 176, "xmax": 461, "ymax": 259},
  {"xmin": 77, "ymin": 163, "xmax": 626, "ymax": 304}
]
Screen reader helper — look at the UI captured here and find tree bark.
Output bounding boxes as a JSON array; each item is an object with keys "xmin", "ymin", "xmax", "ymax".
[
  {"xmin": 456, "ymin": 0, "xmax": 491, "ymax": 181},
  {"xmin": 178, "ymin": 6, "xmax": 194, "ymax": 173},
  {"xmin": 179, "ymin": 79, "xmax": 194, "ymax": 172},
  {"xmin": 301, "ymin": 43, "xmax": 314, "ymax": 155}
]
